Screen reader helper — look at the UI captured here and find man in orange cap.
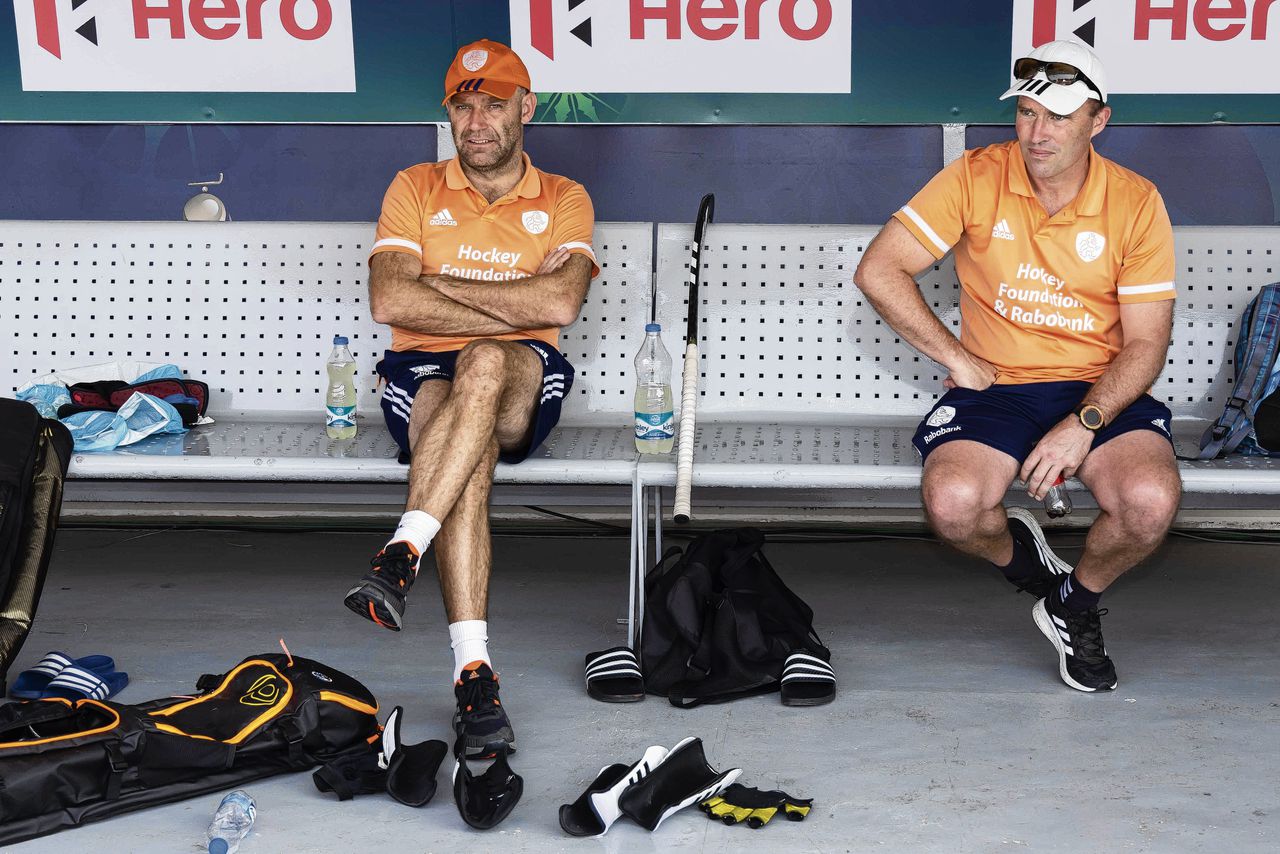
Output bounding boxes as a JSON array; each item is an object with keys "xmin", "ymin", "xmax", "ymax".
[
  {"xmin": 345, "ymin": 39, "xmax": 598, "ymax": 758},
  {"xmin": 856, "ymin": 40, "xmax": 1180, "ymax": 694}
]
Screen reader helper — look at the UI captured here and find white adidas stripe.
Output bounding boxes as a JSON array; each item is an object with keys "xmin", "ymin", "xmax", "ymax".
[
  {"xmin": 900, "ymin": 205, "xmax": 951, "ymax": 255},
  {"xmin": 586, "ymin": 665, "xmax": 643, "ymax": 681},
  {"xmin": 372, "ymin": 237, "xmax": 422, "ymax": 255},
  {"xmin": 1118, "ymin": 281, "xmax": 1174, "ymax": 296}
]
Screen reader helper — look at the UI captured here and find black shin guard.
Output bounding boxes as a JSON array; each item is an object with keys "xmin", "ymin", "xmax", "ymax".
[{"xmin": 616, "ymin": 737, "xmax": 742, "ymax": 832}]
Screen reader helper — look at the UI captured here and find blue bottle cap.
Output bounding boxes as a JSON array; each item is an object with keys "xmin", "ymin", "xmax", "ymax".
[
  {"xmin": 334, "ymin": 335, "xmax": 348, "ymax": 345},
  {"xmin": 645, "ymin": 323, "xmax": 661, "ymax": 333}
]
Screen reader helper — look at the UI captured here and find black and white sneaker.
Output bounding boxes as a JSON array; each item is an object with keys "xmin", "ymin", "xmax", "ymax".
[
  {"xmin": 454, "ymin": 662, "xmax": 517, "ymax": 759},
  {"xmin": 1006, "ymin": 507, "xmax": 1072, "ymax": 599},
  {"xmin": 1032, "ymin": 596, "xmax": 1118, "ymax": 692}
]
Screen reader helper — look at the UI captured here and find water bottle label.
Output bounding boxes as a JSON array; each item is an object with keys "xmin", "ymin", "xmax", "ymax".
[
  {"xmin": 326, "ymin": 404, "xmax": 355, "ymax": 428},
  {"xmin": 634, "ymin": 410, "xmax": 674, "ymax": 440}
]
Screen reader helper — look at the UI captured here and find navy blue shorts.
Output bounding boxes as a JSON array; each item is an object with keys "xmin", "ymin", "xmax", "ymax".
[
  {"xmin": 912, "ymin": 380, "xmax": 1174, "ymax": 464},
  {"xmin": 376, "ymin": 341, "xmax": 574, "ymax": 465}
]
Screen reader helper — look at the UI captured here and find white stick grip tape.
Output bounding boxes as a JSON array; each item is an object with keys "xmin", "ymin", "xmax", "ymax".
[{"xmin": 673, "ymin": 343, "xmax": 700, "ymax": 523}]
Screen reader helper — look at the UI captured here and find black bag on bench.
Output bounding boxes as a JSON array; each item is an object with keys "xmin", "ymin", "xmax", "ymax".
[
  {"xmin": 0, "ymin": 653, "xmax": 380, "ymax": 846},
  {"xmin": 0, "ymin": 398, "xmax": 73, "ymax": 692}
]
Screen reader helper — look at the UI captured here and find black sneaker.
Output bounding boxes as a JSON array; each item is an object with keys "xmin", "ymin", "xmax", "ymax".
[
  {"xmin": 343, "ymin": 542, "xmax": 419, "ymax": 631},
  {"xmin": 1006, "ymin": 507, "xmax": 1072, "ymax": 598},
  {"xmin": 454, "ymin": 662, "xmax": 516, "ymax": 759},
  {"xmin": 1032, "ymin": 597, "xmax": 1118, "ymax": 692}
]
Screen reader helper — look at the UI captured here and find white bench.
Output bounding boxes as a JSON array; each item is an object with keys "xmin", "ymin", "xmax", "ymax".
[
  {"xmin": 5, "ymin": 220, "xmax": 1279, "ymax": 642},
  {"xmin": 623, "ymin": 223, "xmax": 1280, "ymax": 589},
  {"xmin": 0, "ymin": 221, "xmax": 651, "ymax": 490}
]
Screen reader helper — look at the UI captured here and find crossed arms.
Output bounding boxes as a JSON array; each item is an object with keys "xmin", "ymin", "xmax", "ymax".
[{"xmin": 369, "ymin": 246, "xmax": 594, "ymax": 335}]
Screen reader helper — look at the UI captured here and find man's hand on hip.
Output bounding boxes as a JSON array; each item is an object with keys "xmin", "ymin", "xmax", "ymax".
[
  {"xmin": 1020, "ymin": 416, "xmax": 1094, "ymax": 500},
  {"xmin": 943, "ymin": 352, "xmax": 1000, "ymax": 391}
]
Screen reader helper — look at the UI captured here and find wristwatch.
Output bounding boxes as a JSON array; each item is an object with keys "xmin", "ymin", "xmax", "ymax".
[{"xmin": 1074, "ymin": 403, "xmax": 1106, "ymax": 431}]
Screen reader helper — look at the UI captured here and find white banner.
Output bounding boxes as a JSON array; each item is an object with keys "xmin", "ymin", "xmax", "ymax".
[
  {"xmin": 12, "ymin": 0, "xmax": 355, "ymax": 92},
  {"xmin": 509, "ymin": 0, "xmax": 852, "ymax": 94},
  {"xmin": 1012, "ymin": 0, "xmax": 1280, "ymax": 94}
]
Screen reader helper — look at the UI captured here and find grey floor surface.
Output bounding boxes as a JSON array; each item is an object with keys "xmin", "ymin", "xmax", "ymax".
[{"xmin": 3, "ymin": 526, "xmax": 1278, "ymax": 854}]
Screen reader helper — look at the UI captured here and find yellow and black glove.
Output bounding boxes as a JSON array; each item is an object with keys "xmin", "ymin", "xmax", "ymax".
[{"xmin": 699, "ymin": 784, "xmax": 812, "ymax": 828}]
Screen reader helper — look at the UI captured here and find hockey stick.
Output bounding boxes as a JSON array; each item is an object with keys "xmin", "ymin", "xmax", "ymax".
[{"xmin": 672, "ymin": 193, "xmax": 715, "ymax": 524}]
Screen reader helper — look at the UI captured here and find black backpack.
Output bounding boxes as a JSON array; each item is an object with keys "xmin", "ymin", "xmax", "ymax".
[
  {"xmin": 640, "ymin": 528, "xmax": 830, "ymax": 707},
  {"xmin": 0, "ymin": 398, "xmax": 73, "ymax": 691}
]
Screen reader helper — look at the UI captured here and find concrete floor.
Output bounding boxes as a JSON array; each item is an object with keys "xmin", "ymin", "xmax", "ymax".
[{"xmin": 4, "ymin": 526, "xmax": 1278, "ymax": 853}]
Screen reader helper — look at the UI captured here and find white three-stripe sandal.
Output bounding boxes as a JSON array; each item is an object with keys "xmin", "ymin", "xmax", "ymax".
[{"xmin": 780, "ymin": 651, "xmax": 836, "ymax": 706}]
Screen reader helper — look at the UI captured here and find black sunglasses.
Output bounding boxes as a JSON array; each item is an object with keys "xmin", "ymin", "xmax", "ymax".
[{"xmin": 1013, "ymin": 58, "xmax": 1104, "ymax": 102}]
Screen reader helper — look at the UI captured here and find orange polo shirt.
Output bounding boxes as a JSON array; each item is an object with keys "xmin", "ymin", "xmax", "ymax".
[
  {"xmin": 892, "ymin": 141, "xmax": 1176, "ymax": 384},
  {"xmin": 370, "ymin": 153, "xmax": 598, "ymax": 353}
]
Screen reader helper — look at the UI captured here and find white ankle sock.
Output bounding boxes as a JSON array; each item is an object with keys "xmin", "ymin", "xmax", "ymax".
[
  {"xmin": 388, "ymin": 510, "xmax": 441, "ymax": 558},
  {"xmin": 449, "ymin": 620, "xmax": 491, "ymax": 681}
]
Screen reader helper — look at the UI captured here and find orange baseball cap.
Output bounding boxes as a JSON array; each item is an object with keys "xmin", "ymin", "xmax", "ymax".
[{"xmin": 442, "ymin": 39, "xmax": 532, "ymax": 106}]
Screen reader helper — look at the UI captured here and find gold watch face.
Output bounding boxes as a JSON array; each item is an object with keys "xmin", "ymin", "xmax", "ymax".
[{"xmin": 1080, "ymin": 406, "xmax": 1104, "ymax": 430}]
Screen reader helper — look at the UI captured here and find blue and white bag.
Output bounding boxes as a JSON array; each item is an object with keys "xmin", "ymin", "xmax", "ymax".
[{"xmin": 1198, "ymin": 282, "xmax": 1280, "ymax": 458}]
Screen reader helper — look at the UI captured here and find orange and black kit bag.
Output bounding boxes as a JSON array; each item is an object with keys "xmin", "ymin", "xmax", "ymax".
[{"xmin": 0, "ymin": 653, "xmax": 379, "ymax": 845}]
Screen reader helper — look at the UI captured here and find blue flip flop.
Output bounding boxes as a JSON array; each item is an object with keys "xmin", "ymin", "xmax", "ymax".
[
  {"xmin": 9, "ymin": 652, "xmax": 117, "ymax": 700},
  {"xmin": 41, "ymin": 665, "xmax": 129, "ymax": 702}
]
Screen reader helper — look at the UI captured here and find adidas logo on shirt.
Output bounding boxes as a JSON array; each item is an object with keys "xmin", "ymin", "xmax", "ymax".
[
  {"xmin": 429, "ymin": 208, "xmax": 458, "ymax": 227},
  {"xmin": 991, "ymin": 219, "xmax": 1016, "ymax": 241}
]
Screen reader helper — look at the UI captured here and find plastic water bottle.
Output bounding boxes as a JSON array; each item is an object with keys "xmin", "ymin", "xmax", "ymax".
[
  {"xmin": 206, "ymin": 790, "xmax": 256, "ymax": 854},
  {"xmin": 634, "ymin": 323, "xmax": 674, "ymax": 454},
  {"xmin": 1044, "ymin": 476, "xmax": 1072, "ymax": 519},
  {"xmin": 325, "ymin": 335, "xmax": 357, "ymax": 439}
]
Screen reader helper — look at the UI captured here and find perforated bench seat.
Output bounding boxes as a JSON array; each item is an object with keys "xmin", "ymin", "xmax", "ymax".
[
  {"xmin": 65, "ymin": 417, "xmax": 638, "ymax": 485},
  {"xmin": 634, "ymin": 418, "xmax": 1280, "ymax": 494}
]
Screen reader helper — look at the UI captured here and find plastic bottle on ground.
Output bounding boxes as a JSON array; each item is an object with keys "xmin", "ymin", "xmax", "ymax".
[
  {"xmin": 634, "ymin": 323, "xmax": 674, "ymax": 454},
  {"xmin": 325, "ymin": 335, "xmax": 357, "ymax": 440},
  {"xmin": 206, "ymin": 790, "xmax": 256, "ymax": 854}
]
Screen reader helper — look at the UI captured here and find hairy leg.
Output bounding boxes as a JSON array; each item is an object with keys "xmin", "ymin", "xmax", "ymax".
[
  {"xmin": 921, "ymin": 440, "xmax": 1020, "ymax": 563},
  {"xmin": 1072, "ymin": 431, "xmax": 1182, "ymax": 592}
]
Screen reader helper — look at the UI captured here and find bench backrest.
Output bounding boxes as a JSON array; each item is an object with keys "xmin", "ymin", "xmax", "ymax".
[
  {"xmin": 0, "ymin": 221, "xmax": 652, "ymax": 424},
  {"xmin": 4, "ymin": 221, "xmax": 1277, "ymax": 426},
  {"xmin": 655, "ymin": 223, "xmax": 1280, "ymax": 422}
]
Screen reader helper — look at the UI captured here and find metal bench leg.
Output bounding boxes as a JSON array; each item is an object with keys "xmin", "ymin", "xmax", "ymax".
[
  {"xmin": 653, "ymin": 485, "xmax": 663, "ymax": 564},
  {"xmin": 628, "ymin": 471, "xmax": 641, "ymax": 650}
]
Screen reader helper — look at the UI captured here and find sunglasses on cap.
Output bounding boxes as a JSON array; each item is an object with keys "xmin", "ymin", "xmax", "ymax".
[{"xmin": 1013, "ymin": 58, "xmax": 1104, "ymax": 102}]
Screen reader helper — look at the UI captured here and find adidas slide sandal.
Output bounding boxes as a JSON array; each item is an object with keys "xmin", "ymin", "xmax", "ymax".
[
  {"xmin": 780, "ymin": 652, "xmax": 836, "ymax": 706},
  {"xmin": 584, "ymin": 646, "xmax": 645, "ymax": 703},
  {"xmin": 41, "ymin": 665, "xmax": 129, "ymax": 701},
  {"xmin": 10, "ymin": 652, "xmax": 116, "ymax": 700}
]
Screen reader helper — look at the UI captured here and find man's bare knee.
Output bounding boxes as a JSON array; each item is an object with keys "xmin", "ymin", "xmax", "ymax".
[
  {"xmin": 923, "ymin": 466, "xmax": 998, "ymax": 543},
  {"xmin": 453, "ymin": 340, "xmax": 510, "ymax": 399},
  {"xmin": 1101, "ymin": 468, "xmax": 1181, "ymax": 544}
]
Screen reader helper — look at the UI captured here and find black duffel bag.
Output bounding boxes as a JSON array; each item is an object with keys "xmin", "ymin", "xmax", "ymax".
[{"xmin": 641, "ymin": 528, "xmax": 832, "ymax": 707}]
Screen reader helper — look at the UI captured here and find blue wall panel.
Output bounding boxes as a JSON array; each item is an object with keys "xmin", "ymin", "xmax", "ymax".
[
  {"xmin": 0, "ymin": 123, "xmax": 1277, "ymax": 226},
  {"xmin": 525, "ymin": 125, "xmax": 941, "ymax": 226},
  {"xmin": 967, "ymin": 125, "xmax": 1280, "ymax": 226},
  {"xmin": 0, "ymin": 124, "xmax": 436, "ymax": 222}
]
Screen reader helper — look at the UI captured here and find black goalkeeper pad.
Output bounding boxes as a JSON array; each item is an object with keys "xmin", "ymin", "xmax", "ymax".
[
  {"xmin": 452, "ymin": 726, "xmax": 523, "ymax": 829},
  {"xmin": 313, "ymin": 706, "xmax": 447, "ymax": 807},
  {"xmin": 384, "ymin": 706, "xmax": 447, "ymax": 808}
]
